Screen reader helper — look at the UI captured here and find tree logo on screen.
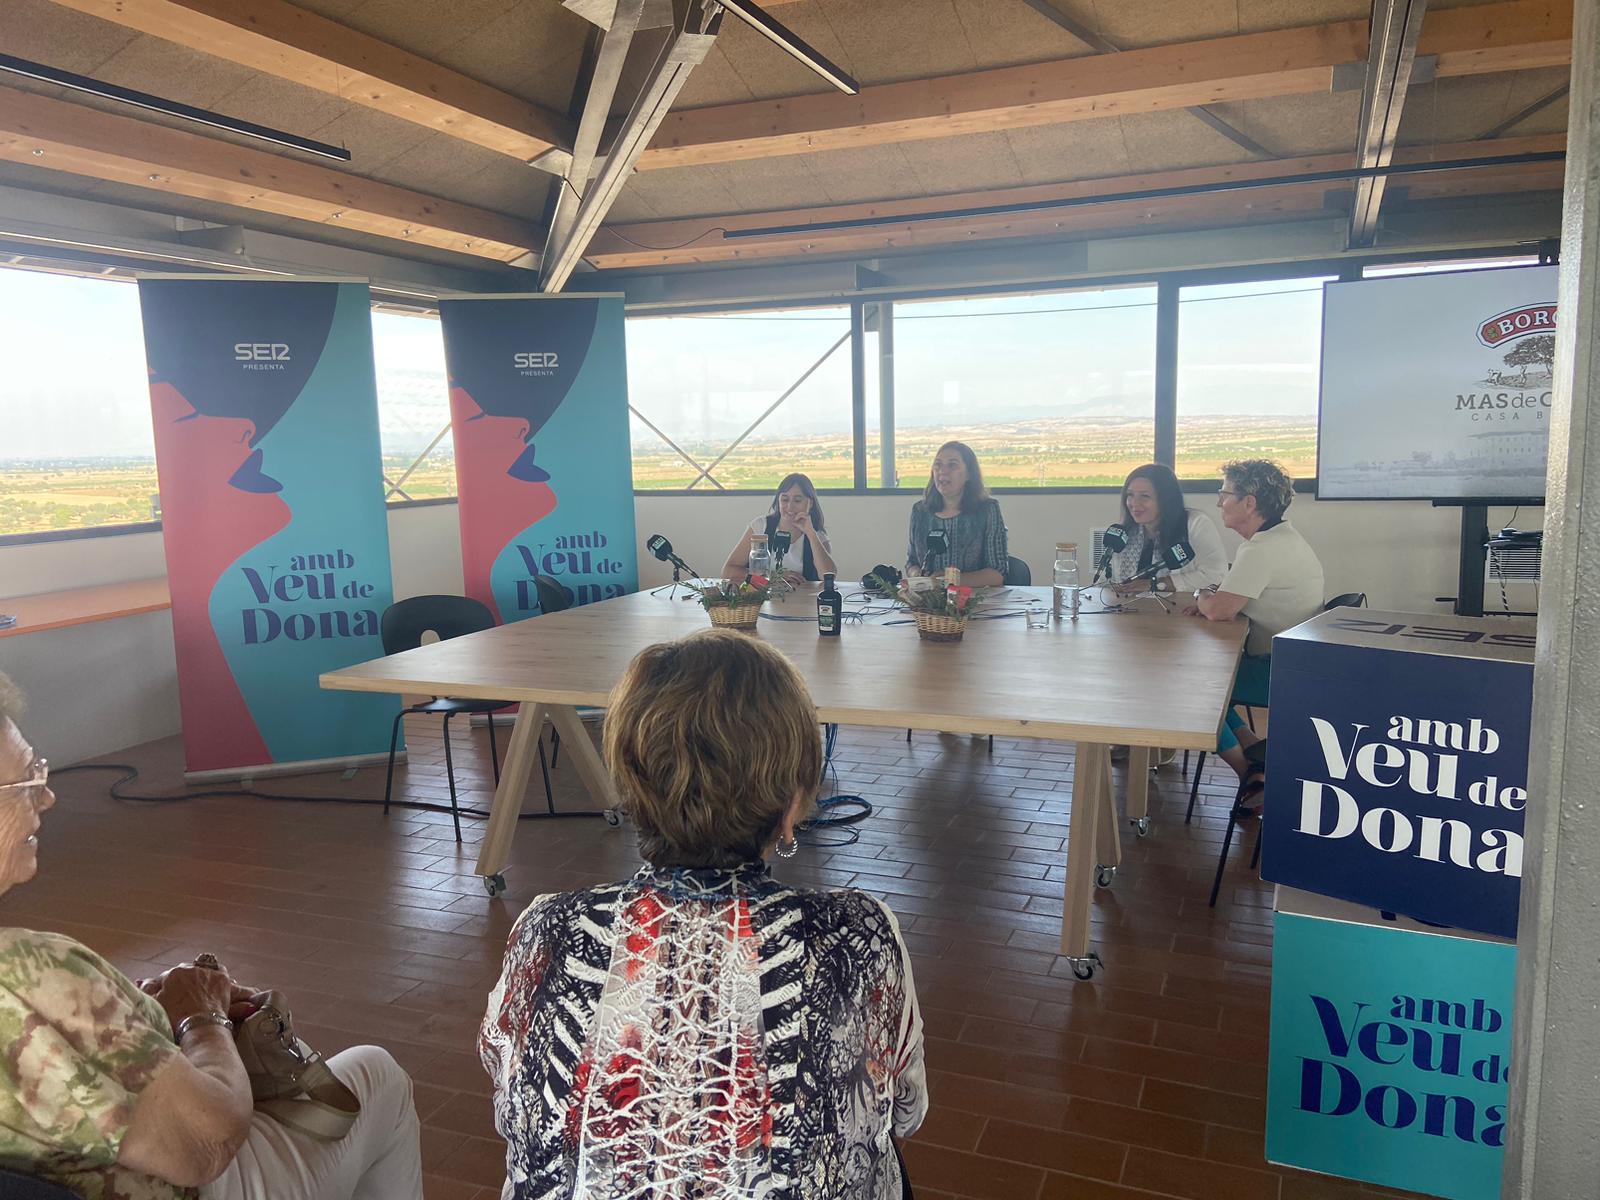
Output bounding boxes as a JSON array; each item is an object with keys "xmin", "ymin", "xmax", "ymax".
[
  {"xmin": 1452, "ymin": 302, "xmax": 1556, "ymax": 423},
  {"xmin": 1476, "ymin": 304, "xmax": 1555, "ymax": 348}
]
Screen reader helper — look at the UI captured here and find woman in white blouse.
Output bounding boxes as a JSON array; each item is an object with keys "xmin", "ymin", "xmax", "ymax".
[
  {"xmin": 1107, "ymin": 463, "xmax": 1228, "ymax": 596},
  {"xmin": 721, "ymin": 472, "xmax": 837, "ymax": 585}
]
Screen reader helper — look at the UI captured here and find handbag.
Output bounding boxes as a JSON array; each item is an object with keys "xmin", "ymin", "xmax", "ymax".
[{"xmin": 231, "ymin": 990, "xmax": 361, "ymax": 1140}]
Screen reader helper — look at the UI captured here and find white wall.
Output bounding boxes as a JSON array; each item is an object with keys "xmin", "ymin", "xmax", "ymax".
[{"xmin": 0, "ymin": 494, "xmax": 1533, "ymax": 763}]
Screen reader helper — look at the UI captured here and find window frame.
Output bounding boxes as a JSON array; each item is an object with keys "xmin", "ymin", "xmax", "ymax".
[{"xmin": 0, "ymin": 243, "xmax": 1540, "ymax": 545}]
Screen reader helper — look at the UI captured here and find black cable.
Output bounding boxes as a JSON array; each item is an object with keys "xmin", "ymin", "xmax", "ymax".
[{"xmin": 52, "ymin": 763, "xmax": 603, "ymax": 822}]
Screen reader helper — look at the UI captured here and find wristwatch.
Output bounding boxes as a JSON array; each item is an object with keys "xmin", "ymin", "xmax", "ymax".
[{"xmin": 175, "ymin": 1011, "xmax": 234, "ymax": 1042}]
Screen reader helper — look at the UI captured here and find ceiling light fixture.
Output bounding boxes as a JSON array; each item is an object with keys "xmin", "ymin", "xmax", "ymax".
[
  {"xmin": 0, "ymin": 52, "xmax": 352, "ymax": 162},
  {"xmin": 713, "ymin": 0, "xmax": 860, "ymax": 94},
  {"xmin": 722, "ymin": 151, "xmax": 1567, "ymax": 239}
]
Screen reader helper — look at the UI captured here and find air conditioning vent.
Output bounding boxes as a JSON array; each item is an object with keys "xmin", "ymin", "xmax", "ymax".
[{"xmin": 1487, "ymin": 541, "xmax": 1540, "ymax": 582}]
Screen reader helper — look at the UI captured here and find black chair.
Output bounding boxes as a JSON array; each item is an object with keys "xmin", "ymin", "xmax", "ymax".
[
  {"xmin": 0, "ymin": 1168, "xmax": 82, "ymax": 1199},
  {"xmin": 1209, "ymin": 739, "xmax": 1267, "ymax": 907},
  {"xmin": 380, "ymin": 595, "xmax": 553, "ymax": 843},
  {"xmin": 1004, "ymin": 555, "xmax": 1032, "ymax": 586},
  {"xmin": 1184, "ymin": 590, "xmax": 1369, "ymax": 824}
]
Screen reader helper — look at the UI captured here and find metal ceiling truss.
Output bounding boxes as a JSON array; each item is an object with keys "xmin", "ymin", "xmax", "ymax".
[
  {"xmin": 1016, "ymin": 0, "xmax": 1272, "ymax": 158},
  {"xmin": 539, "ymin": 0, "xmax": 860, "ymax": 292},
  {"xmin": 1349, "ymin": 0, "xmax": 1430, "ymax": 247},
  {"xmin": 1480, "ymin": 83, "xmax": 1571, "ymax": 140},
  {"xmin": 541, "ymin": 0, "xmax": 722, "ymax": 292}
]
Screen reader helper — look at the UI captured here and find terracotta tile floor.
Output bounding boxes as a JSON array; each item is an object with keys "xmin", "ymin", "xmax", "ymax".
[{"xmin": 9, "ymin": 717, "xmax": 1429, "ymax": 1200}]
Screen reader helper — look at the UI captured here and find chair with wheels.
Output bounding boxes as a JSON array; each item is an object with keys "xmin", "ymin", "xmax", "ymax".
[
  {"xmin": 1185, "ymin": 590, "xmax": 1368, "ymax": 825},
  {"xmin": 380, "ymin": 595, "xmax": 554, "ymax": 843}
]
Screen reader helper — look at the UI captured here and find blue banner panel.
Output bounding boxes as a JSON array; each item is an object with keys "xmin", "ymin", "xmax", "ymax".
[
  {"xmin": 139, "ymin": 277, "xmax": 399, "ymax": 774},
  {"xmin": 440, "ymin": 294, "xmax": 637, "ymax": 626},
  {"xmin": 1261, "ymin": 611, "xmax": 1533, "ymax": 938},
  {"xmin": 1268, "ymin": 908, "xmax": 1515, "ymax": 1200}
]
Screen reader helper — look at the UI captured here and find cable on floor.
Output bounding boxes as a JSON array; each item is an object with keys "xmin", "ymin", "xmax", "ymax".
[{"xmin": 51, "ymin": 763, "xmax": 603, "ymax": 822}]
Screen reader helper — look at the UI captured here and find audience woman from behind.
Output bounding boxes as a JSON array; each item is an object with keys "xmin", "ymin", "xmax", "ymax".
[
  {"xmin": 481, "ymin": 630, "xmax": 927, "ymax": 1199},
  {"xmin": 1106, "ymin": 463, "xmax": 1228, "ymax": 596},
  {"xmin": 721, "ymin": 471, "xmax": 838, "ymax": 584},
  {"xmin": 0, "ymin": 671, "xmax": 423, "ymax": 1200},
  {"xmin": 906, "ymin": 440, "xmax": 1008, "ymax": 587},
  {"xmin": 1188, "ymin": 459, "xmax": 1325, "ymax": 810}
]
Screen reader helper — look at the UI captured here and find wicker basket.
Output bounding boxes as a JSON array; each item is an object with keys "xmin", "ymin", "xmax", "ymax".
[
  {"xmin": 707, "ymin": 603, "xmax": 762, "ymax": 630},
  {"xmin": 914, "ymin": 609, "xmax": 967, "ymax": 642}
]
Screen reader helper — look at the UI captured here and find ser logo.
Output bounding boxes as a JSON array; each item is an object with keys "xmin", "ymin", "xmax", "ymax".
[
  {"xmin": 513, "ymin": 351, "xmax": 559, "ymax": 374},
  {"xmin": 234, "ymin": 343, "xmax": 291, "ymax": 361},
  {"xmin": 1328, "ymin": 616, "xmax": 1535, "ymax": 650}
]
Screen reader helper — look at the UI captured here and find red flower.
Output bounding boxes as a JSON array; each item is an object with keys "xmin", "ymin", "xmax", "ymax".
[
  {"xmin": 954, "ymin": 586, "xmax": 973, "ymax": 601},
  {"xmin": 749, "ymin": 574, "xmax": 770, "ymax": 588}
]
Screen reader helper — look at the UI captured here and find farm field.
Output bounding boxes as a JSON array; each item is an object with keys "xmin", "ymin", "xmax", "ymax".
[{"xmin": 1, "ymin": 417, "xmax": 1317, "ymax": 537}]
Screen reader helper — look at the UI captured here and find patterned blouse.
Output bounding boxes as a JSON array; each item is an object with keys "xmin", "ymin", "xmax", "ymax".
[
  {"xmin": 0, "ymin": 929, "xmax": 188, "ymax": 1200},
  {"xmin": 480, "ymin": 863, "xmax": 927, "ymax": 1200},
  {"xmin": 906, "ymin": 498, "xmax": 1008, "ymax": 576}
]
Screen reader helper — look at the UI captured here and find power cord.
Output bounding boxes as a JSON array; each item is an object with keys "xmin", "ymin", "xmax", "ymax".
[
  {"xmin": 801, "ymin": 723, "xmax": 872, "ymax": 848},
  {"xmin": 51, "ymin": 763, "xmax": 603, "ymax": 822}
]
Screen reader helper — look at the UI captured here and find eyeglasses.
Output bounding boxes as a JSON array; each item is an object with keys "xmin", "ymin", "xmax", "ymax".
[
  {"xmin": 1217, "ymin": 489, "xmax": 1238, "ymax": 499},
  {"xmin": 0, "ymin": 757, "xmax": 48, "ymax": 802}
]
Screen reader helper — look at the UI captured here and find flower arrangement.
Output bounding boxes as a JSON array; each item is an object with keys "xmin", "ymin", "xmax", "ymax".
[
  {"xmin": 868, "ymin": 572, "xmax": 991, "ymax": 641},
  {"xmin": 868, "ymin": 572, "xmax": 989, "ymax": 619},
  {"xmin": 691, "ymin": 575, "xmax": 772, "ymax": 628},
  {"xmin": 692, "ymin": 575, "xmax": 774, "ymax": 609}
]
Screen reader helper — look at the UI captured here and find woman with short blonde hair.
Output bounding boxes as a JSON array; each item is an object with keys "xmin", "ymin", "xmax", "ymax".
[{"xmin": 482, "ymin": 630, "xmax": 927, "ymax": 1199}]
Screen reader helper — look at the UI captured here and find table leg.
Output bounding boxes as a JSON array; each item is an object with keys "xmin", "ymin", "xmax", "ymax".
[
  {"xmin": 1126, "ymin": 746, "xmax": 1152, "ymax": 835},
  {"xmin": 1060, "ymin": 741, "xmax": 1106, "ymax": 963},
  {"xmin": 1094, "ymin": 746, "xmax": 1123, "ymax": 874},
  {"xmin": 474, "ymin": 702, "xmax": 548, "ymax": 880},
  {"xmin": 547, "ymin": 705, "xmax": 622, "ymax": 813}
]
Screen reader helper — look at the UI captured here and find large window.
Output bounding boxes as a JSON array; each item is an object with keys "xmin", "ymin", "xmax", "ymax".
[
  {"xmin": 0, "ymin": 271, "xmax": 156, "ymax": 538},
  {"xmin": 626, "ymin": 308, "xmax": 855, "ymax": 491},
  {"xmin": 1175, "ymin": 277, "xmax": 1331, "ymax": 483},
  {"xmin": 872, "ymin": 286, "xmax": 1158, "ymax": 489},
  {"xmin": 372, "ymin": 310, "xmax": 453, "ymax": 504}
]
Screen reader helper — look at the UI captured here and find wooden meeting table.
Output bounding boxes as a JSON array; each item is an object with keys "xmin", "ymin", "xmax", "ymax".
[{"xmin": 321, "ymin": 584, "xmax": 1246, "ymax": 979}]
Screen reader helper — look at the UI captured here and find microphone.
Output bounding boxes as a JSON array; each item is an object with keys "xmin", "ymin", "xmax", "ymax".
[
  {"xmin": 646, "ymin": 533, "xmax": 698, "ymax": 578},
  {"xmin": 924, "ymin": 527, "xmax": 949, "ymax": 571},
  {"xmin": 1126, "ymin": 540, "xmax": 1195, "ymax": 585},
  {"xmin": 770, "ymin": 529, "xmax": 792, "ymax": 560},
  {"xmin": 1093, "ymin": 523, "xmax": 1129, "ymax": 584}
]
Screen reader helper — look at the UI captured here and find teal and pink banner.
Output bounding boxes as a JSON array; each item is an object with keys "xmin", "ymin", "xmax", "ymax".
[
  {"xmin": 439, "ymin": 294, "xmax": 637, "ymax": 624},
  {"xmin": 139, "ymin": 276, "xmax": 398, "ymax": 776}
]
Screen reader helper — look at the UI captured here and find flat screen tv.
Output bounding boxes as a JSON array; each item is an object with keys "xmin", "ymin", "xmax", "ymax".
[{"xmin": 1317, "ymin": 264, "xmax": 1556, "ymax": 500}]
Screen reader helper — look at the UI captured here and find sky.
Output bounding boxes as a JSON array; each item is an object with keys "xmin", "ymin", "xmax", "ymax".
[{"xmin": 0, "ymin": 259, "xmax": 1536, "ymax": 462}]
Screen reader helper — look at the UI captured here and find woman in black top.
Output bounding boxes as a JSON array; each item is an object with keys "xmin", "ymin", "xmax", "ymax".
[
  {"xmin": 905, "ymin": 441, "xmax": 1008, "ymax": 587},
  {"xmin": 721, "ymin": 472, "xmax": 837, "ymax": 584}
]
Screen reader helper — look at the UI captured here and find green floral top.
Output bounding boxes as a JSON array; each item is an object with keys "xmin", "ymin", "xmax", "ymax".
[{"xmin": 0, "ymin": 929, "xmax": 189, "ymax": 1200}]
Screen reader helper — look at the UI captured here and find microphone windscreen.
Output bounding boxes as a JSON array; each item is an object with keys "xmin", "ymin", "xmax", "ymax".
[
  {"xmin": 1102, "ymin": 523, "xmax": 1129, "ymax": 553},
  {"xmin": 646, "ymin": 534, "xmax": 672, "ymax": 562},
  {"xmin": 1165, "ymin": 541, "xmax": 1195, "ymax": 569}
]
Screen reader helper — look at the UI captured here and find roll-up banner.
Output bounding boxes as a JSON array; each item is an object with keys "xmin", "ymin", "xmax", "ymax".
[
  {"xmin": 138, "ymin": 276, "xmax": 399, "ymax": 780},
  {"xmin": 439, "ymin": 294, "xmax": 637, "ymax": 624}
]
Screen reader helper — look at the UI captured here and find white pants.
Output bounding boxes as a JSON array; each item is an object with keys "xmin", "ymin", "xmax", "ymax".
[{"xmin": 202, "ymin": 1045, "xmax": 424, "ymax": 1200}]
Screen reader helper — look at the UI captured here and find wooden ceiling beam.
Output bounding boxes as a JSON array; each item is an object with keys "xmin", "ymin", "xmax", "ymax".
[
  {"xmin": 42, "ymin": 0, "xmax": 573, "ymax": 160},
  {"xmin": 0, "ymin": 86, "xmax": 541, "ymax": 262},
  {"xmin": 589, "ymin": 133, "xmax": 1566, "ymax": 268},
  {"xmin": 635, "ymin": 0, "xmax": 1571, "ymax": 170}
]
